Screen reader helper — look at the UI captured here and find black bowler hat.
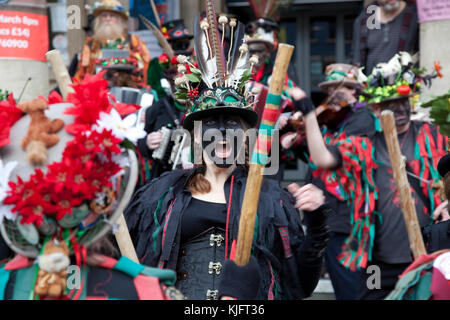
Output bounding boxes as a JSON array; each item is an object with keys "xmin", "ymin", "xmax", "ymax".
[{"xmin": 437, "ymin": 154, "xmax": 450, "ymax": 178}]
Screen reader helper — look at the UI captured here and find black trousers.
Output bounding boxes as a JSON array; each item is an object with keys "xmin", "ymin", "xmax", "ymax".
[
  {"xmin": 357, "ymin": 259, "xmax": 410, "ymax": 300},
  {"xmin": 324, "ymin": 232, "xmax": 361, "ymax": 300}
]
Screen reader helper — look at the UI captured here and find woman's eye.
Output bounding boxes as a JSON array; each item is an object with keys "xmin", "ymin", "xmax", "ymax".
[{"xmin": 227, "ymin": 119, "xmax": 238, "ymax": 126}]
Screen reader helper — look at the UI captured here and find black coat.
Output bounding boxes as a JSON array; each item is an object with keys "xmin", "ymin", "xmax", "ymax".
[{"xmin": 124, "ymin": 166, "xmax": 330, "ymax": 300}]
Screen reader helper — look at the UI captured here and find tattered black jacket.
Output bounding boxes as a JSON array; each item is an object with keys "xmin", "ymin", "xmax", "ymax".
[{"xmin": 124, "ymin": 166, "xmax": 329, "ymax": 300}]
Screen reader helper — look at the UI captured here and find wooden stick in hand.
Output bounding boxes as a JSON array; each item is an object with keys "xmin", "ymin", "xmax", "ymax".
[
  {"xmin": 380, "ymin": 110, "xmax": 426, "ymax": 259},
  {"xmin": 235, "ymin": 44, "xmax": 295, "ymax": 266}
]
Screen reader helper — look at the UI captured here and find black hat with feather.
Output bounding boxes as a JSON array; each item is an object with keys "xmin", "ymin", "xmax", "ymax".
[{"xmin": 175, "ymin": 0, "xmax": 259, "ymax": 131}]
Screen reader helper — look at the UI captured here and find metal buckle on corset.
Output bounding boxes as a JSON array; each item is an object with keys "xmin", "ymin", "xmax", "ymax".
[
  {"xmin": 210, "ymin": 234, "xmax": 225, "ymax": 247},
  {"xmin": 206, "ymin": 289, "xmax": 219, "ymax": 300},
  {"xmin": 208, "ymin": 261, "xmax": 222, "ymax": 275}
]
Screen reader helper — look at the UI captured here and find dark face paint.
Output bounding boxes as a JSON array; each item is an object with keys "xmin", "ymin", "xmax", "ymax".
[
  {"xmin": 201, "ymin": 114, "xmax": 244, "ymax": 168},
  {"xmin": 379, "ymin": 99, "xmax": 411, "ymax": 128}
]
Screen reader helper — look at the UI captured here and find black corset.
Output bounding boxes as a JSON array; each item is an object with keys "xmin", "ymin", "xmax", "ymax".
[{"xmin": 175, "ymin": 227, "xmax": 226, "ymax": 300}]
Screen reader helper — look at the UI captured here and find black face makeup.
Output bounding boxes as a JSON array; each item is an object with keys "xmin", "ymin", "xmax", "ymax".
[
  {"xmin": 379, "ymin": 99, "xmax": 411, "ymax": 128},
  {"xmin": 201, "ymin": 114, "xmax": 244, "ymax": 168}
]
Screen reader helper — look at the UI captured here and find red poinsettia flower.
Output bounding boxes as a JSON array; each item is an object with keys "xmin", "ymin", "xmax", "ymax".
[
  {"xmin": 114, "ymin": 102, "xmax": 141, "ymax": 116},
  {"xmin": 51, "ymin": 191, "xmax": 83, "ymax": 221},
  {"xmin": 65, "ymin": 71, "xmax": 113, "ymax": 135},
  {"xmin": 16, "ymin": 191, "xmax": 57, "ymax": 226},
  {"xmin": 61, "ymin": 158, "xmax": 98, "ymax": 198},
  {"xmin": 38, "ymin": 91, "xmax": 64, "ymax": 105},
  {"xmin": 64, "ymin": 131, "xmax": 102, "ymax": 162},
  {"xmin": 46, "ymin": 161, "xmax": 75, "ymax": 194},
  {"xmin": 92, "ymin": 129, "xmax": 122, "ymax": 160},
  {"xmin": 0, "ymin": 93, "xmax": 22, "ymax": 148},
  {"xmin": 4, "ymin": 169, "xmax": 46, "ymax": 208}
]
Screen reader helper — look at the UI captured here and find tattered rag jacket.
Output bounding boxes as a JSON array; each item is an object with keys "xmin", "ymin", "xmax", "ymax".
[{"xmin": 124, "ymin": 166, "xmax": 330, "ymax": 300}]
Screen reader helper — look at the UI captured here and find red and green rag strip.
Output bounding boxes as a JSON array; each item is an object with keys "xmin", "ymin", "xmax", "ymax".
[
  {"xmin": 311, "ymin": 131, "xmax": 380, "ymax": 271},
  {"xmin": 251, "ymin": 93, "xmax": 281, "ymax": 166},
  {"xmin": 411, "ymin": 123, "xmax": 448, "ymax": 219},
  {"xmin": 136, "ymin": 148, "xmax": 154, "ymax": 186}
]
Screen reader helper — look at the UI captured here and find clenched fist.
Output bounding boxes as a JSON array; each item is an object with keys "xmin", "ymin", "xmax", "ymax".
[
  {"xmin": 287, "ymin": 183, "xmax": 325, "ymax": 212},
  {"xmin": 433, "ymin": 200, "xmax": 450, "ymax": 222},
  {"xmin": 146, "ymin": 131, "xmax": 163, "ymax": 150}
]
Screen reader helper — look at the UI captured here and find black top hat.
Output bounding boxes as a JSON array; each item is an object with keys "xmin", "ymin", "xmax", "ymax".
[{"xmin": 161, "ymin": 19, "xmax": 193, "ymax": 42}]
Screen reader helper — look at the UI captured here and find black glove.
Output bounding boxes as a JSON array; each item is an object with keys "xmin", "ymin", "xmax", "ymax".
[
  {"xmin": 219, "ymin": 256, "xmax": 261, "ymax": 300},
  {"xmin": 301, "ymin": 205, "xmax": 331, "ymax": 263},
  {"xmin": 292, "ymin": 96, "xmax": 315, "ymax": 116}
]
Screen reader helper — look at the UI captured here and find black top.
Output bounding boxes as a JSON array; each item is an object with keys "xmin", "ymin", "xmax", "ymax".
[
  {"xmin": 180, "ymin": 198, "xmax": 227, "ymax": 243},
  {"xmin": 137, "ymin": 96, "xmax": 184, "ymax": 159},
  {"xmin": 351, "ymin": 1, "xmax": 418, "ymax": 74},
  {"xmin": 136, "ymin": 96, "xmax": 185, "ymax": 182},
  {"xmin": 365, "ymin": 7, "xmax": 406, "ymax": 75},
  {"xmin": 124, "ymin": 166, "xmax": 330, "ymax": 299}
]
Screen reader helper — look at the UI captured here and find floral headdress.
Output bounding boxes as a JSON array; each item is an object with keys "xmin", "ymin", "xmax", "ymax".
[
  {"xmin": 175, "ymin": 0, "xmax": 259, "ymax": 131},
  {"xmin": 359, "ymin": 52, "xmax": 443, "ymax": 105}
]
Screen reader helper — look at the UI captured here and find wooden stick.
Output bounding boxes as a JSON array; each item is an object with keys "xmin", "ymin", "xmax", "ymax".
[
  {"xmin": 45, "ymin": 50, "xmax": 75, "ymax": 100},
  {"xmin": 235, "ymin": 44, "xmax": 294, "ymax": 266},
  {"xmin": 115, "ymin": 213, "xmax": 139, "ymax": 263},
  {"xmin": 380, "ymin": 111, "xmax": 427, "ymax": 259},
  {"xmin": 149, "ymin": 0, "xmax": 161, "ymax": 28},
  {"xmin": 113, "ymin": 150, "xmax": 140, "ymax": 263}
]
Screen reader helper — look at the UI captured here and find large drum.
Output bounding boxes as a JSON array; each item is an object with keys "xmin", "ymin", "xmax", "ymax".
[{"xmin": 0, "ymin": 102, "xmax": 138, "ymax": 258}]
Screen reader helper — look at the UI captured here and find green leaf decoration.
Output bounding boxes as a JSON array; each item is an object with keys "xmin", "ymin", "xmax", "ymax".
[
  {"xmin": 422, "ymin": 91, "xmax": 450, "ymax": 137},
  {"xmin": 238, "ymin": 69, "xmax": 253, "ymax": 91},
  {"xmin": 175, "ymin": 91, "xmax": 188, "ymax": 100},
  {"xmin": 186, "ymin": 73, "xmax": 201, "ymax": 83}
]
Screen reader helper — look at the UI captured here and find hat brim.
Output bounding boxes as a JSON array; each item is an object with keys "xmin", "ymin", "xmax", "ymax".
[
  {"xmin": 318, "ymin": 79, "xmax": 360, "ymax": 92},
  {"xmin": 182, "ymin": 107, "xmax": 259, "ymax": 131},
  {"xmin": 102, "ymin": 64, "xmax": 136, "ymax": 71},
  {"xmin": 93, "ymin": 8, "xmax": 129, "ymax": 20},
  {"xmin": 169, "ymin": 34, "xmax": 194, "ymax": 41},
  {"xmin": 368, "ymin": 94, "xmax": 414, "ymax": 106}
]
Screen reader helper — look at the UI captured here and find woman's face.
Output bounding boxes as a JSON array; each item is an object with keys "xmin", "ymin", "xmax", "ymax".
[{"xmin": 194, "ymin": 114, "xmax": 246, "ymax": 169}]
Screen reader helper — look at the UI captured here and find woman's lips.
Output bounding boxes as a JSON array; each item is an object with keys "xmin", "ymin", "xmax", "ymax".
[{"xmin": 214, "ymin": 140, "xmax": 232, "ymax": 158}]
